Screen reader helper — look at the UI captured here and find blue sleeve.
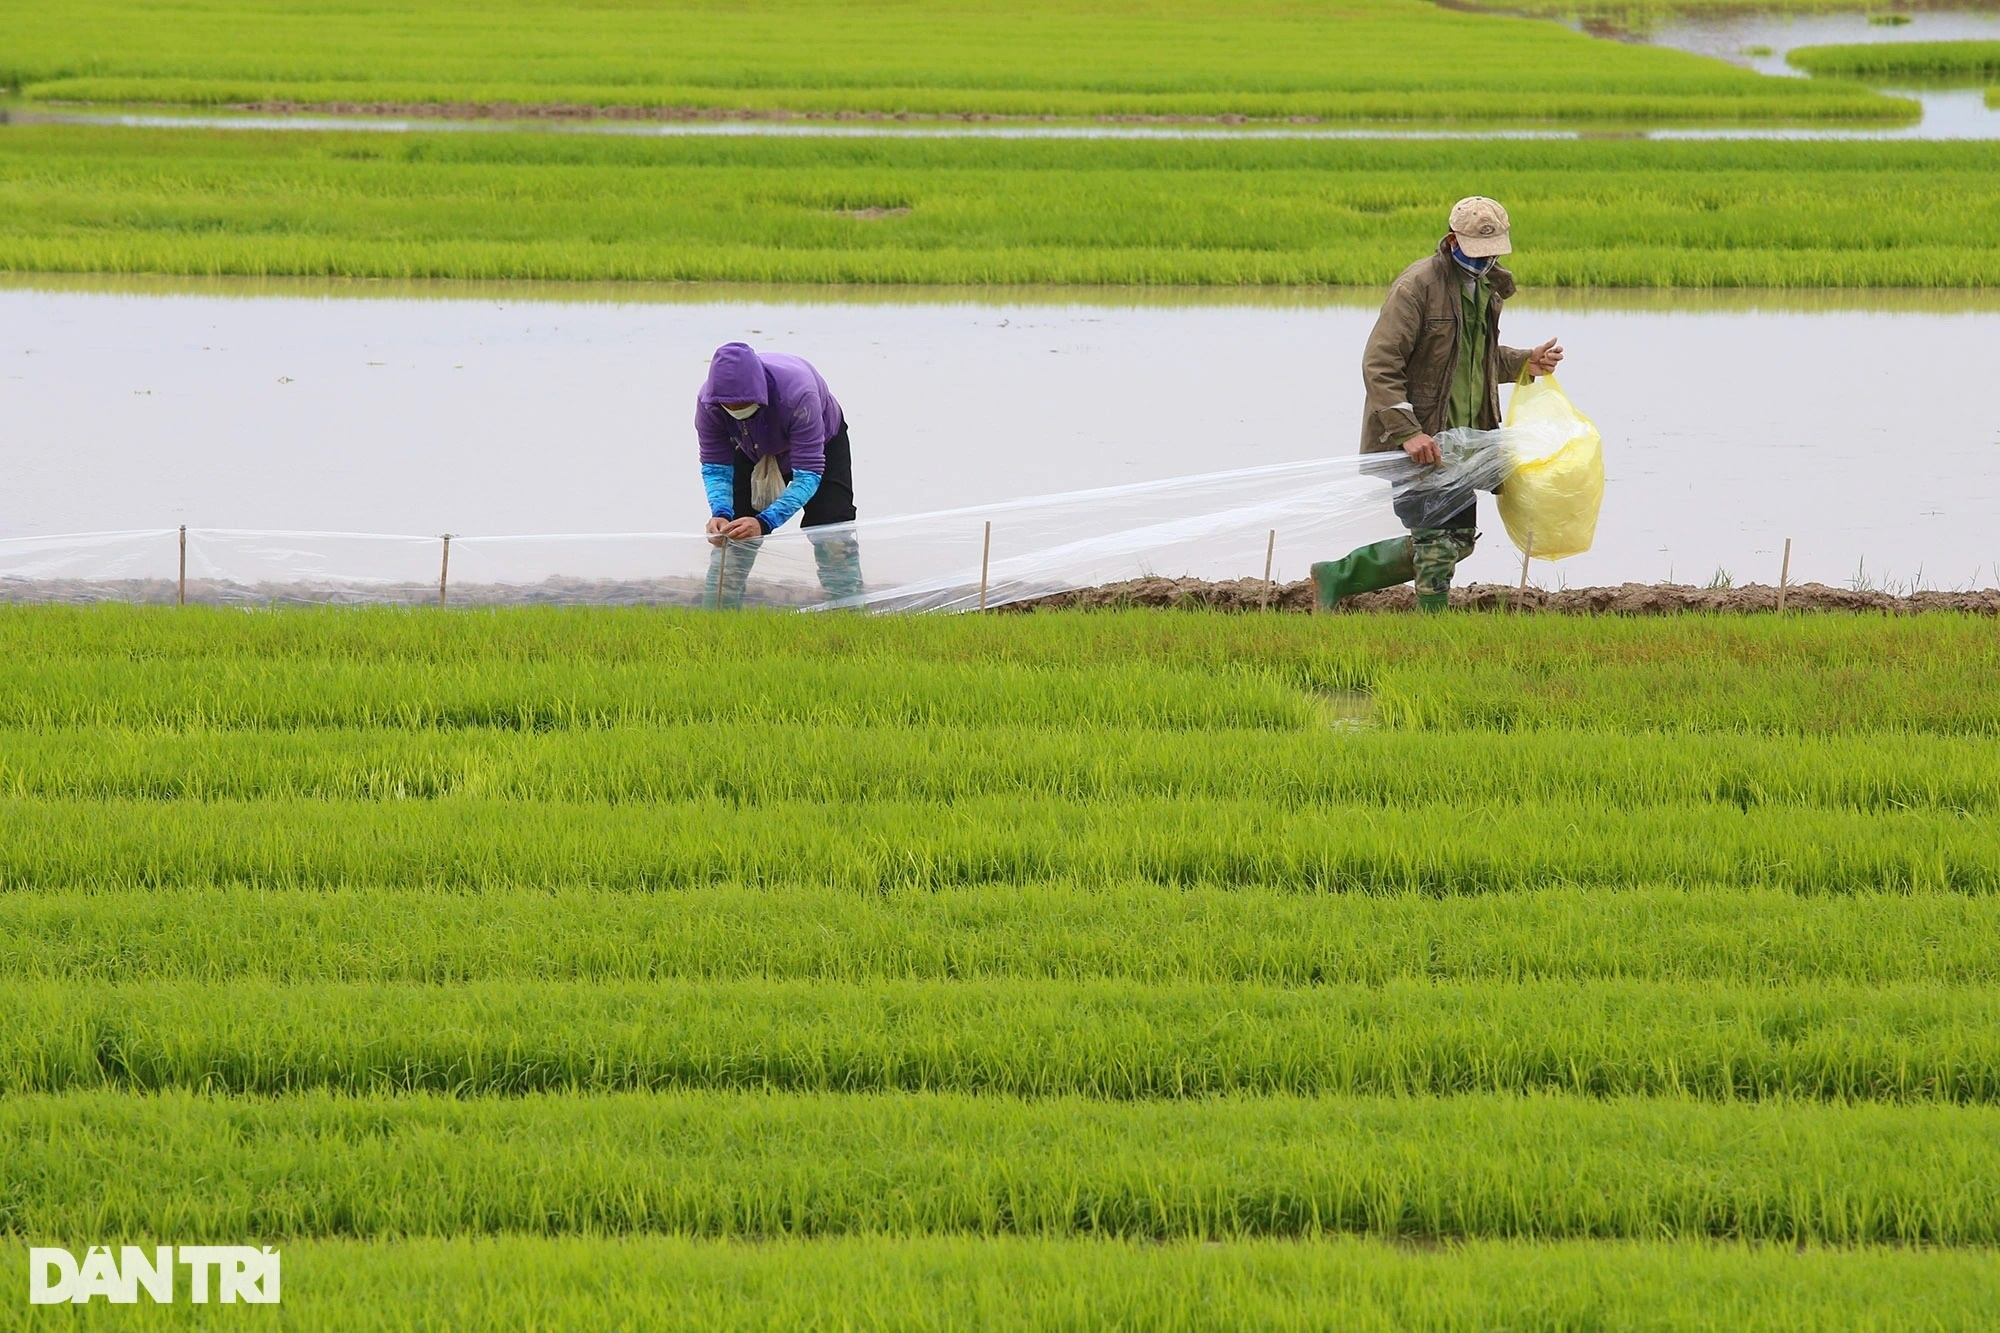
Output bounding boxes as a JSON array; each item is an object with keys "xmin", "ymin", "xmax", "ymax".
[
  {"xmin": 756, "ymin": 470, "xmax": 822, "ymax": 533},
  {"xmin": 701, "ymin": 463, "xmax": 735, "ymax": 520}
]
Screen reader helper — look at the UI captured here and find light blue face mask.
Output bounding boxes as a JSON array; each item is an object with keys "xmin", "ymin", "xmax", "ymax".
[{"xmin": 1450, "ymin": 242, "xmax": 1496, "ymax": 277}]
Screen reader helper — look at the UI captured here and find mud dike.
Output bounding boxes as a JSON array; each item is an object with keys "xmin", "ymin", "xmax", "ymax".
[{"xmin": 1016, "ymin": 578, "xmax": 2000, "ymax": 615}]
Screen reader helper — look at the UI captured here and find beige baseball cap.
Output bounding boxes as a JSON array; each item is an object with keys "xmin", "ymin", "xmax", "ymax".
[{"xmin": 1448, "ymin": 196, "xmax": 1512, "ymax": 258}]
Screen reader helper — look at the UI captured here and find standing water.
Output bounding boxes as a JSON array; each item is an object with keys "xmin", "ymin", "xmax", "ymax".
[{"xmin": 2, "ymin": 279, "xmax": 1996, "ymax": 597}]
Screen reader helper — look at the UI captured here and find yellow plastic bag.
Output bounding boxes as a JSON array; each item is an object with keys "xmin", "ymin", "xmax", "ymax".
[{"xmin": 1496, "ymin": 373, "xmax": 1603, "ymax": 560}]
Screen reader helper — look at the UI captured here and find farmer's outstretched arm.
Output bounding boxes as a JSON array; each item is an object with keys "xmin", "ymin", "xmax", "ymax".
[
  {"xmin": 701, "ymin": 463, "xmax": 735, "ymax": 520},
  {"xmin": 753, "ymin": 471, "xmax": 822, "ymax": 534},
  {"xmin": 1505, "ymin": 338, "xmax": 1566, "ymax": 382}
]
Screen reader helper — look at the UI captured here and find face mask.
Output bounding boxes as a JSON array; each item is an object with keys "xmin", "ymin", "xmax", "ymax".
[
  {"xmin": 723, "ymin": 403, "xmax": 760, "ymax": 420},
  {"xmin": 1450, "ymin": 243, "xmax": 1495, "ymax": 278}
]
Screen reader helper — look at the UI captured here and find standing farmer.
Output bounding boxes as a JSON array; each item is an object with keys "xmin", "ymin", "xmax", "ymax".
[
  {"xmin": 697, "ymin": 342, "xmax": 863, "ymax": 607},
  {"xmin": 1312, "ymin": 197, "xmax": 1564, "ymax": 611}
]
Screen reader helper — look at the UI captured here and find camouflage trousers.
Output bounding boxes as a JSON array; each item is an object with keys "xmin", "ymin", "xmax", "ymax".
[{"xmin": 1409, "ymin": 527, "xmax": 1478, "ymax": 598}]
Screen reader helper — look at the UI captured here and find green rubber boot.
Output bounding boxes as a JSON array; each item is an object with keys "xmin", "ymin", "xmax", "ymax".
[
  {"xmin": 1311, "ymin": 538, "xmax": 1415, "ymax": 611},
  {"xmin": 1417, "ymin": 591, "xmax": 1450, "ymax": 613}
]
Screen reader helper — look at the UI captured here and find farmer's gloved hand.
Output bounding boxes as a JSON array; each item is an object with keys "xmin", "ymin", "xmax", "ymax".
[{"xmin": 1402, "ymin": 433, "xmax": 1442, "ymax": 466}]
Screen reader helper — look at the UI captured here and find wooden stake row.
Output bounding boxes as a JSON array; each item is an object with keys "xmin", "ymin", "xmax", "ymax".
[{"xmin": 159, "ymin": 528, "xmax": 1814, "ymax": 616}]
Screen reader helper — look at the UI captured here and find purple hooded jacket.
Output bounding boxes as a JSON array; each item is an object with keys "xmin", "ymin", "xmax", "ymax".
[{"xmin": 695, "ymin": 344, "xmax": 844, "ymax": 532}]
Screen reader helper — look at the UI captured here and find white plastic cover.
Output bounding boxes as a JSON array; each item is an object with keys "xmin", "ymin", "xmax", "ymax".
[{"xmin": 0, "ymin": 426, "xmax": 1575, "ymax": 611}]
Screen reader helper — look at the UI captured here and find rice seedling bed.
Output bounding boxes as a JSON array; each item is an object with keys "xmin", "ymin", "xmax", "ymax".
[
  {"xmin": 8, "ymin": 974, "xmax": 2000, "ymax": 1101},
  {"xmin": 4, "ymin": 793, "xmax": 1995, "ymax": 894},
  {"xmin": 4, "ymin": 607, "xmax": 1998, "ymax": 1321},
  {"xmin": 5, "ymin": 726, "xmax": 1997, "ymax": 811},
  {"xmin": 25, "ymin": 1234, "xmax": 1992, "ymax": 1333},
  {"xmin": 9, "ymin": 1088, "xmax": 2000, "ymax": 1244},
  {"xmin": 1788, "ymin": 40, "xmax": 2000, "ymax": 80},
  {"xmin": 17, "ymin": 128, "xmax": 2000, "ymax": 287},
  {"xmin": 8, "ymin": 883, "xmax": 2000, "ymax": 987},
  {"xmin": 0, "ymin": 0, "xmax": 1897, "ymax": 125}
]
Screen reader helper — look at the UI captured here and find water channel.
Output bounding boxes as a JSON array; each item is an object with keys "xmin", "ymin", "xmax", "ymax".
[{"xmin": 5, "ymin": 279, "xmax": 1995, "ymax": 595}]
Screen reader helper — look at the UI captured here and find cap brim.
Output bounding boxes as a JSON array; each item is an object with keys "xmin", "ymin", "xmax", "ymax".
[{"xmin": 1455, "ymin": 232, "xmax": 1512, "ymax": 259}]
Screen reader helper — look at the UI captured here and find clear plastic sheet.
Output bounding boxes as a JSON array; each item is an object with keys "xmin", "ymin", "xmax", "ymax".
[{"xmin": 0, "ymin": 431, "xmax": 1580, "ymax": 611}]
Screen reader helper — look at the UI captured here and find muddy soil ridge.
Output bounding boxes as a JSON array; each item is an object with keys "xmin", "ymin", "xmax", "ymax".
[{"xmin": 1012, "ymin": 578, "xmax": 2000, "ymax": 615}]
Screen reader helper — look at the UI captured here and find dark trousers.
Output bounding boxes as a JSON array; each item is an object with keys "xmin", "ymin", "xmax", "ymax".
[
  {"xmin": 1392, "ymin": 489, "xmax": 1476, "ymax": 534},
  {"xmin": 732, "ymin": 420, "xmax": 857, "ymax": 528},
  {"xmin": 706, "ymin": 419, "xmax": 864, "ymax": 608}
]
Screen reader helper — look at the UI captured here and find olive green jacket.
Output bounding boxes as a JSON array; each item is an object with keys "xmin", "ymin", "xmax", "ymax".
[{"xmin": 1359, "ymin": 238, "xmax": 1533, "ymax": 454}]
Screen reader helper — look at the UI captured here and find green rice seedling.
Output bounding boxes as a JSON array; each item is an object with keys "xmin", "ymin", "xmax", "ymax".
[
  {"xmin": 0, "ymin": 0, "xmax": 1903, "ymax": 125},
  {"xmin": 1789, "ymin": 41, "xmax": 2000, "ymax": 81},
  {"xmin": 7, "ymin": 975, "xmax": 2000, "ymax": 1101},
  {"xmin": 6, "ymin": 1234, "xmax": 1995, "ymax": 1331},
  {"xmin": 10, "ymin": 884, "xmax": 2000, "ymax": 988},
  {"xmin": 25, "ymin": 128, "xmax": 2000, "ymax": 288},
  {"xmin": 8, "ymin": 1088, "xmax": 2000, "ymax": 1243},
  {"xmin": 3, "ymin": 725, "xmax": 1995, "ymax": 813},
  {"xmin": 2, "ymin": 607, "xmax": 1996, "ymax": 734},
  {"xmin": 1, "ymin": 793, "xmax": 1993, "ymax": 894}
]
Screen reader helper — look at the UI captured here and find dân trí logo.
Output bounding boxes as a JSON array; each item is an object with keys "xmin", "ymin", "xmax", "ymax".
[{"xmin": 28, "ymin": 1246, "xmax": 280, "ymax": 1305}]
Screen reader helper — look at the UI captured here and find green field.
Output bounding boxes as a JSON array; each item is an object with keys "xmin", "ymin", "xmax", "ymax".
[
  {"xmin": 8, "ymin": 127, "xmax": 2000, "ymax": 287},
  {"xmin": 3, "ymin": 607, "xmax": 2000, "ymax": 1326},
  {"xmin": 0, "ymin": 0, "xmax": 1901, "ymax": 126},
  {"xmin": 13, "ymin": 1236, "xmax": 2000, "ymax": 1331},
  {"xmin": 1789, "ymin": 40, "xmax": 2000, "ymax": 80}
]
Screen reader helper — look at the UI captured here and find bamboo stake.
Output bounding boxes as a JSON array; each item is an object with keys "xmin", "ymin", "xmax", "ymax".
[
  {"xmin": 1777, "ymin": 537, "xmax": 1792, "ymax": 613},
  {"xmin": 1262, "ymin": 529, "xmax": 1277, "ymax": 610},
  {"xmin": 716, "ymin": 536, "xmax": 728, "ymax": 606},
  {"xmin": 978, "ymin": 520, "xmax": 992, "ymax": 611},
  {"xmin": 1515, "ymin": 530, "xmax": 1534, "ymax": 611},
  {"xmin": 438, "ymin": 534, "xmax": 451, "ymax": 608},
  {"xmin": 177, "ymin": 525, "xmax": 186, "ymax": 607}
]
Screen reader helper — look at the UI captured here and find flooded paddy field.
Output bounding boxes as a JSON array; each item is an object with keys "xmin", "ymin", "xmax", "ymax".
[
  {"xmin": 3, "ymin": 279, "xmax": 1995, "ymax": 599},
  {"xmin": 1634, "ymin": 7, "xmax": 2000, "ymax": 139},
  {"xmin": 9, "ymin": 7, "xmax": 1998, "ymax": 139}
]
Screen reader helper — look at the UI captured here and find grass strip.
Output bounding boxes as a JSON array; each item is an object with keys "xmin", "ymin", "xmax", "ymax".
[
  {"xmin": 4, "ymin": 1234, "xmax": 1994, "ymax": 1331},
  {"xmin": 21, "ymin": 129, "xmax": 2000, "ymax": 288},
  {"xmin": 3, "ymin": 725, "xmax": 1994, "ymax": 813},
  {"xmin": 7, "ymin": 976, "xmax": 2000, "ymax": 1102},
  {"xmin": 8, "ymin": 884, "xmax": 2000, "ymax": 988},
  {"xmin": 7, "ymin": 1088, "xmax": 2000, "ymax": 1242},
  {"xmin": 3, "ymin": 794, "xmax": 1992, "ymax": 894},
  {"xmin": 2, "ymin": 607, "xmax": 1996, "ymax": 736},
  {"xmin": 0, "ymin": 0, "xmax": 1901, "ymax": 125},
  {"xmin": 1788, "ymin": 41, "xmax": 2000, "ymax": 80}
]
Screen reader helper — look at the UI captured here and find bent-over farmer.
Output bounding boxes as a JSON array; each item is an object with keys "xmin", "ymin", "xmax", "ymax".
[
  {"xmin": 697, "ymin": 341, "xmax": 863, "ymax": 607},
  {"xmin": 1312, "ymin": 196, "xmax": 1564, "ymax": 612}
]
